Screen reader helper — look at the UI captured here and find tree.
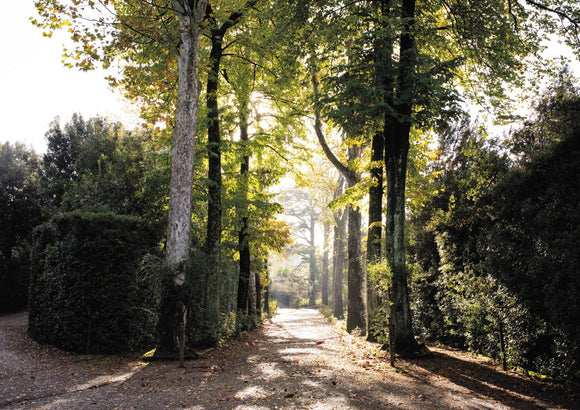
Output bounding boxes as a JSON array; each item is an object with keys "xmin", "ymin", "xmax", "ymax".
[
  {"xmin": 312, "ymin": 72, "xmax": 367, "ymax": 333},
  {"xmin": 280, "ymin": 187, "xmax": 320, "ymax": 306},
  {"xmin": 41, "ymin": 116, "xmax": 81, "ymax": 208},
  {"xmin": 0, "ymin": 143, "xmax": 42, "ymax": 312},
  {"xmin": 165, "ymin": 0, "xmax": 208, "ymax": 276},
  {"xmin": 332, "ymin": 178, "xmax": 347, "ymax": 319},
  {"xmin": 41, "ymin": 114, "xmax": 167, "ymax": 234},
  {"xmin": 321, "ymin": 220, "xmax": 331, "ymax": 306},
  {"xmin": 509, "ymin": 66, "xmax": 580, "ymax": 163}
]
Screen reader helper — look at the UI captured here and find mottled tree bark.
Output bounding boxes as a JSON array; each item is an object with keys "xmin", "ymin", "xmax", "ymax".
[
  {"xmin": 166, "ymin": 0, "xmax": 207, "ymax": 270},
  {"xmin": 159, "ymin": 0, "xmax": 208, "ymax": 354}
]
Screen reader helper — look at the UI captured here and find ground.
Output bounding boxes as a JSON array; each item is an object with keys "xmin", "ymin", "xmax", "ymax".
[{"xmin": 0, "ymin": 309, "xmax": 577, "ymax": 409}]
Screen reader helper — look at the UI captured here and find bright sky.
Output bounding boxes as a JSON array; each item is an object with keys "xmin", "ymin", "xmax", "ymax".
[{"xmin": 0, "ymin": 2, "xmax": 138, "ymax": 154}]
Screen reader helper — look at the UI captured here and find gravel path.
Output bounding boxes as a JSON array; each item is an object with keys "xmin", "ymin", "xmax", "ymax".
[{"xmin": 0, "ymin": 309, "xmax": 577, "ymax": 409}]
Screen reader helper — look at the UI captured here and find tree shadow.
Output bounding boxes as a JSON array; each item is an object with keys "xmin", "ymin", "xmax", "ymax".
[
  {"xmin": 5, "ymin": 309, "xmax": 578, "ymax": 409},
  {"xmin": 407, "ymin": 348, "xmax": 578, "ymax": 409}
]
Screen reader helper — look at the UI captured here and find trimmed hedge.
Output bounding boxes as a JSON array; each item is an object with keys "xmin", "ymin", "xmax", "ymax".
[{"xmin": 29, "ymin": 211, "xmax": 159, "ymax": 353}]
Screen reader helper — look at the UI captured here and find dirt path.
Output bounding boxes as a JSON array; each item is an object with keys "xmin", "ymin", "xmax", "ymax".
[{"xmin": 0, "ymin": 308, "xmax": 577, "ymax": 409}]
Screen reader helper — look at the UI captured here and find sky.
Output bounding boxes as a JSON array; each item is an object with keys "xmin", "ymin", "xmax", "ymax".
[{"xmin": 0, "ymin": 2, "xmax": 138, "ymax": 154}]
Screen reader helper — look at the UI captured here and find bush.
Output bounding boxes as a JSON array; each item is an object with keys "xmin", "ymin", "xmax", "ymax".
[
  {"xmin": 410, "ymin": 131, "xmax": 580, "ymax": 381},
  {"xmin": 29, "ymin": 211, "xmax": 159, "ymax": 354},
  {"xmin": 0, "ymin": 245, "xmax": 31, "ymax": 313}
]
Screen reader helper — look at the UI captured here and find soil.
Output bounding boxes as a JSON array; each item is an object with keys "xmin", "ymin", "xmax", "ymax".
[{"xmin": 0, "ymin": 308, "xmax": 577, "ymax": 409}]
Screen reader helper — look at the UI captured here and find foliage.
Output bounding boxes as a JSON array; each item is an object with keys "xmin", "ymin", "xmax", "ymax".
[
  {"xmin": 410, "ymin": 83, "xmax": 580, "ymax": 380},
  {"xmin": 42, "ymin": 114, "xmax": 169, "ymax": 236},
  {"xmin": 508, "ymin": 66, "xmax": 580, "ymax": 162},
  {"xmin": 366, "ymin": 259, "xmax": 392, "ymax": 346},
  {"xmin": 478, "ymin": 132, "xmax": 580, "ymax": 380},
  {"xmin": 29, "ymin": 211, "xmax": 159, "ymax": 353},
  {"xmin": 0, "ymin": 143, "xmax": 42, "ymax": 312}
]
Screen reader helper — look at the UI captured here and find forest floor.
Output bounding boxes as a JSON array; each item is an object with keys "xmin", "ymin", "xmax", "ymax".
[{"xmin": 0, "ymin": 308, "xmax": 577, "ymax": 410}]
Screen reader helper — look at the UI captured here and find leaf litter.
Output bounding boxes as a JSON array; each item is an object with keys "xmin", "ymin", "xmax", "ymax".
[{"xmin": 0, "ymin": 309, "xmax": 577, "ymax": 409}]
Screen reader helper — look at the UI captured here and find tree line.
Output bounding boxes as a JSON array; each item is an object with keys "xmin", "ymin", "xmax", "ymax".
[{"xmin": 1, "ymin": 0, "xmax": 577, "ymax": 379}]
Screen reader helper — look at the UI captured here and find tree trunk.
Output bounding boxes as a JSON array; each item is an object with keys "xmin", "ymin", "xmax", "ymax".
[
  {"xmin": 255, "ymin": 271, "xmax": 262, "ymax": 316},
  {"xmin": 165, "ymin": 0, "xmax": 207, "ymax": 269},
  {"xmin": 236, "ymin": 87, "xmax": 253, "ymax": 326},
  {"xmin": 308, "ymin": 211, "xmax": 318, "ymax": 306},
  {"xmin": 367, "ymin": 130, "xmax": 384, "ymax": 341},
  {"xmin": 202, "ymin": 25, "xmax": 225, "ymax": 346},
  {"xmin": 321, "ymin": 221, "xmax": 330, "ymax": 306},
  {"xmin": 333, "ymin": 206, "xmax": 346, "ymax": 319},
  {"xmin": 237, "ymin": 216, "xmax": 251, "ymax": 315},
  {"xmin": 385, "ymin": 137, "xmax": 418, "ymax": 355},
  {"xmin": 159, "ymin": 0, "xmax": 207, "ymax": 354},
  {"xmin": 264, "ymin": 259, "xmax": 270, "ymax": 316},
  {"xmin": 312, "ymin": 69, "xmax": 367, "ymax": 329},
  {"xmin": 249, "ymin": 268, "xmax": 257, "ymax": 315},
  {"xmin": 346, "ymin": 147, "xmax": 367, "ymax": 334},
  {"xmin": 384, "ymin": 0, "xmax": 425, "ymax": 357}
]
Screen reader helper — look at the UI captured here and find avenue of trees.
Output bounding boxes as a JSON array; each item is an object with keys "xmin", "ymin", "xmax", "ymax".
[{"xmin": 0, "ymin": 0, "xmax": 578, "ymax": 381}]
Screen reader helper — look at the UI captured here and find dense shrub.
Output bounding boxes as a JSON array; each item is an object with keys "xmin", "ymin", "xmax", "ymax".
[
  {"xmin": 29, "ymin": 211, "xmax": 159, "ymax": 353},
  {"xmin": 478, "ymin": 133, "xmax": 580, "ymax": 380},
  {"xmin": 0, "ymin": 142, "xmax": 43, "ymax": 313},
  {"xmin": 410, "ymin": 120, "xmax": 580, "ymax": 381},
  {"xmin": 0, "ymin": 246, "xmax": 32, "ymax": 313}
]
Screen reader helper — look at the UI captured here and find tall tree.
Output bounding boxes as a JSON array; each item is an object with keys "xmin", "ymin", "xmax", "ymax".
[
  {"xmin": 382, "ymin": 0, "xmax": 421, "ymax": 355},
  {"xmin": 313, "ymin": 68, "xmax": 367, "ymax": 332},
  {"xmin": 202, "ymin": 0, "xmax": 259, "ymax": 345},
  {"xmin": 165, "ymin": 0, "xmax": 208, "ymax": 270}
]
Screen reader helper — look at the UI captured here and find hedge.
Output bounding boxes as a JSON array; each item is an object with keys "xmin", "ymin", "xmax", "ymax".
[{"xmin": 29, "ymin": 211, "xmax": 159, "ymax": 353}]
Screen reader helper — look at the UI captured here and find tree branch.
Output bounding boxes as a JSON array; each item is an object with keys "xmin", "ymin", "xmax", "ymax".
[
  {"xmin": 524, "ymin": 0, "xmax": 580, "ymax": 26},
  {"xmin": 311, "ymin": 70, "xmax": 353, "ymax": 180}
]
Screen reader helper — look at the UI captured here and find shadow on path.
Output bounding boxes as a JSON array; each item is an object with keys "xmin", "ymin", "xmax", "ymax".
[
  {"xmin": 406, "ymin": 348, "xmax": 578, "ymax": 409},
  {"xmin": 1, "ymin": 308, "xmax": 578, "ymax": 409}
]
